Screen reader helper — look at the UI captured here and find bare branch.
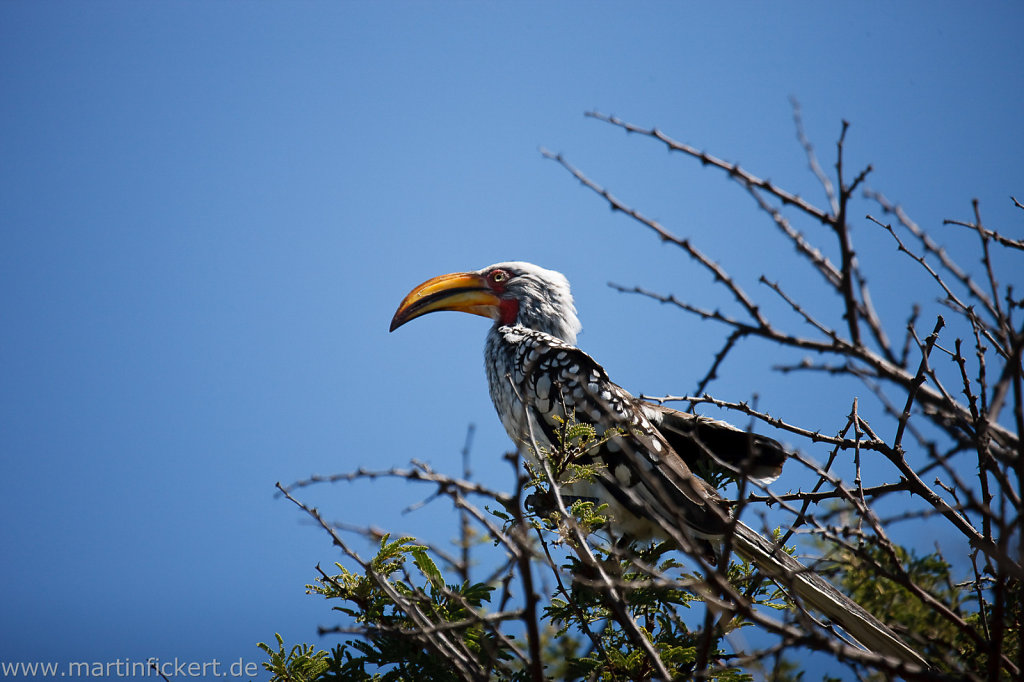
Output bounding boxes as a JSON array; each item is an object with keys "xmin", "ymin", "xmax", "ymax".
[
  {"xmin": 942, "ymin": 217, "xmax": 1024, "ymax": 252},
  {"xmin": 585, "ymin": 110, "xmax": 834, "ymax": 226},
  {"xmin": 541, "ymin": 148, "xmax": 767, "ymax": 327}
]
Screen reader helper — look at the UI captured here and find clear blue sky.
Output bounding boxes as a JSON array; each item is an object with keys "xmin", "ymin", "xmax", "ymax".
[{"xmin": 1, "ymin": 2, "xmax": 1021, "ymax": 679}]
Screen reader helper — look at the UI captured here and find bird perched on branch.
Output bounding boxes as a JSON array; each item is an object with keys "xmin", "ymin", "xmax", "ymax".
[{"xmin": 390, "ymin": 261, "xmax": 927, "ymax": 670}]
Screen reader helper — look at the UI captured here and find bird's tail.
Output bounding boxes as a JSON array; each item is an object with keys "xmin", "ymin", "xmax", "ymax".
[{"xmin": 731, "ymin": 520, "xmax": 928, "ymax": 670}]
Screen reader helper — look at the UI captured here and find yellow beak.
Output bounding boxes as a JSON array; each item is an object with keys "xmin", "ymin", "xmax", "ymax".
[{"xmin": 389, "ymin": 272, "xmax": 501, "ymax": 332}]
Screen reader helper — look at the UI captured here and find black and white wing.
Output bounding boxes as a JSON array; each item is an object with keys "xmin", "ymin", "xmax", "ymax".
[{"xmin": 508, "ymin": 330, "xmax": 729, "ymax": 543}]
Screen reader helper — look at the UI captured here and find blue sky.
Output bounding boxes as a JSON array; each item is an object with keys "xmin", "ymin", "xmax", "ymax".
[{"xmin": 1, "ymin": 2, "xmax": 1021, "ymax": 678}]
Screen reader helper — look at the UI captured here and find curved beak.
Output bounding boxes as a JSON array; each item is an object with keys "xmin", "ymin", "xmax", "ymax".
[{"xmin": 389, "ymin": 272, "xmax": 500, "ymax": 332}]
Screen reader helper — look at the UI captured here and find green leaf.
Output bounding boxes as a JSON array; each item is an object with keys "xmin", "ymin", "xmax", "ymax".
[{"xmin": 410, "ymin": 548, "xmax": 444, "ymax": 590}]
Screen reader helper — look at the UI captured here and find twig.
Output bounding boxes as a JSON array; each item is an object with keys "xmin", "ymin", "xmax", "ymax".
[
  {"xmin": 585, "ymin": 111, "xmax": 834, "ymax": 226},
  {"xmin": 791, "ymin": 97, "xmax": 838, "ymax": 215},
  {"xmin": 943, "ymin": 218, "xmax": 1024, "ymax": 252},
  {"xmin": 541, "ymin": 148, "xmax": 767, "ymax": 327}
]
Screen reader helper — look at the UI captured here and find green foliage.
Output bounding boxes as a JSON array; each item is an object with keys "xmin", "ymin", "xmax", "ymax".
[
  {"xmin": 292, "ymin": 534, "xmax": 506, "ymax": 681},
  {"xmin": 262, "ymin": 532, "xmax": 784, "ymax": 680},
  {"xmin": 541, "ymin": 540, "xmax": 775, "ymax": 681},
  {"xmin": 528, "ymin": 412, "xmax": 620, "ymax": 481},
  {"xmin": 826, "ymin": 538, "xmax": 1021, "ymax": 675},
  {"xmin": 261, "ymin": 485, "xmax": 808, "ymax": 681},
  {"xmin": 262, "ymin": 414, "xmax": 803, "ymax": 681},
  {"xmin": 257, "ymin": 633, "xmax": 332, "ymax": 682}
]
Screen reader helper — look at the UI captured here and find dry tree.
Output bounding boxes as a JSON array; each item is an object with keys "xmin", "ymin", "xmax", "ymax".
[{"xmin": 266, "ymin": 107, "xmax": 1022, "ymax": 681}]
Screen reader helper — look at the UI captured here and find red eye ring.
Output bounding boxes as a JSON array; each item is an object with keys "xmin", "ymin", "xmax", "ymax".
[{"xmin": 490, "ymin": 269, "xmax": 509, "ymax": 284}]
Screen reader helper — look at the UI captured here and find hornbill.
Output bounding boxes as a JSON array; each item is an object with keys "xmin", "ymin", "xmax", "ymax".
[{"xmin": 390, "ymin": 261, "xmax": 927, "ymax": 670}]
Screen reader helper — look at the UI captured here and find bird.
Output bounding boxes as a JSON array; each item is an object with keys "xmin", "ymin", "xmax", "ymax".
[{"xmin": 390, "ymin": 261, "xmax": 927, "ymax": 670}]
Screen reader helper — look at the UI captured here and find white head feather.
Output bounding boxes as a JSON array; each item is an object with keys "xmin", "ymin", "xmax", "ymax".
[{"xmin": 478, "ymin": 262, "xmax": 582, "ymax": 345}]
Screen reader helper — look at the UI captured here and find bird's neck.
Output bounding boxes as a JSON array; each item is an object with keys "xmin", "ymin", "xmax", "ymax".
[{"xmin": 506, "ymin": 303, "xmax": 580, "ymax": 345}]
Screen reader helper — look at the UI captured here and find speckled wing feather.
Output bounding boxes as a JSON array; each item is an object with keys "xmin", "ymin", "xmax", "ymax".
[{"xmin": 502, "ymin": 327, "xmax": 728, "ymax": 541}]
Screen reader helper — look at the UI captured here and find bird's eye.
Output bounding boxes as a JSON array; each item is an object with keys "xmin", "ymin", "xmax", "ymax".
[{"xmin": 490, "ymin": 270, "xmax": 508, "ymax": 284}]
